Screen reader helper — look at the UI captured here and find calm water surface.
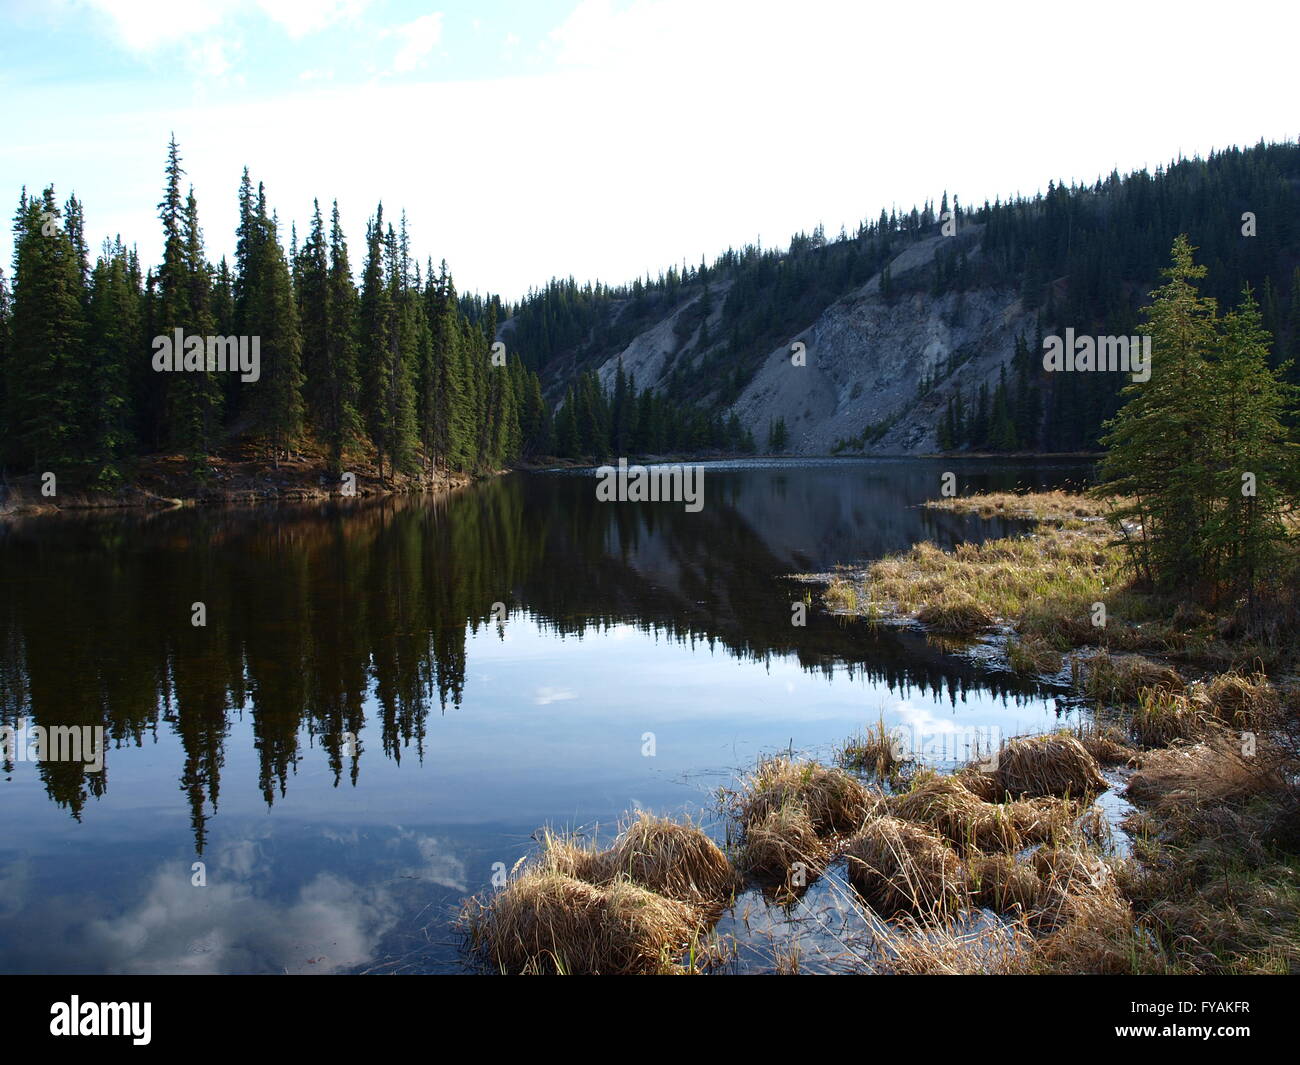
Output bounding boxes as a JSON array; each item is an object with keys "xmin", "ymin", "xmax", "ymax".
[{"xmin": 0, "ymin": 458, "xmax": 1094, "ymax": 973}]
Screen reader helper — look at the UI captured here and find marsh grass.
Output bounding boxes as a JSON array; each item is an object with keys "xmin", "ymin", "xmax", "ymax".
[
  {"xmin": 1083, "ymin": 651, "xmax": 1184, "ymax": 704},
  {"xmin": 838, "ymin": 719, "xmax": 907, "ymax": 780},
  {"xmin": 1205, "ymin": 670, "xmax": 1281, "ymax": 728},
  {"xmin": 1007, "ymin": 634, "xmax": 1064, "ymax": 676},
  {"xmin": 1075, "ymin": 721, "xmax": 1141, "ymax": 766},
  {"xmin": 844, "ymin": 815, "xmax": 966, "ymax": 917},
  {"xmin": 982, "ymin": 733, "xmax": 1108, "ymax": 799},
  {"xmin": 1130, "ymin": 687, "xmax": 1215, "ymax": 747},
  {"xmin": 738, "ymin": 803, "xmax": 830, "ymax": 898},
  {"xmin": 1125, "ymin": 736, "xmax": 1285, "ymax": 809},
  {"xmin": 817, "ymin": 491, "xmax": 1294, "ymax": 673},
  {"xmin": 888, "ymin": 771, "xmax": 1077, "ymax": 855},
  {"xmin": 605, "ymin": 811, "xmax": 739, "ymax": 908},
  {"xmin": 463, "ymin": 869, "xmax": 707, "ymax": 975},
  {"xmin": 1120, "ymin": 737, "xmax": 1300, "ymax": 973},
  {"xmin": 823, "ymin": 575, "xmax": 859, "ymax": 614},
  {"xmin": 790, "ymin": 488, "xmax": 1300, "ymax": 975},
  {"xmin": 856, "ymin": 528, "xmax": 1117, "ymax": 633},
  {"xmin": 880, "ymin": 916, "xmax": 1035, "ymax": 974},
  {"xmin": 738, "ymin": 755, "xmax": 878, "ymax": 835},
  {"xmin": 924, "ymin": 490, "xmax": 1114, "ymax": 524},
  {"xmin": 463, "ymin": 812, "xmax": 738, "ymax": 974}
]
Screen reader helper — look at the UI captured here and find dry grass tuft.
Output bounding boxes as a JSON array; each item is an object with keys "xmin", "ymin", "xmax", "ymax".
[
  {"xmin": 823, "ymin": 575, "xmax": 860, "ymax": 614},
  {"xmin": 844, "ymin": 815, "xmax": 966, "ymax": 916},
  {"xmin": 983, "ymin": 733, "xmax": 1107, "ymax": 799},
  {"xmin": 1076, "ymin": 722, "xmax": 1141, "ymax": 766},
  {"xmin": 839, "ymin": 719, "xmax": 905, "ymax": 779},
  {"xmin": 463, "ymin": 870, "xmax": 704, "ymax": 975},
  {"xmin": 882, "ymin": 916, "xmax": 1034, "ymax": 974},
  {"xmin": 534, "ymin": 828, "xmax": 613, "ymax": 883},
  {"xmin": 891, "ymin": 770, "xmax": 1084, "ymax": 856},
  {"xmin": 891, "ymin": 773, "xmax": 1022, "ymax": 854},
  {"xmin": 952, "ymin": 763, "xmax": 1004, "ymax": 801},
  {"xmin": 1084, "ymin": 651, "xmax": 1184, "ymax": 704},
  {"xmin": 740, "ymin": 756, "xmax": 877, "ymax": 835},
  {"xmin": 738, "ymin": 803, "xmax": 830, "ymax": 892},
  {"xmin": 1131, "ymin": 686, "xmax": 1215, "ymax": 747},
  {"xmin": 1125, "ymin": 736, "xmax": 1285, "ymax": 809},
  {"xmin": 1033, "ymin": 885, "xmax": 1163, "ymax": 974},
  {"xmin": 605, "ymin": 811, "xmax": 738, "ymax": 907},
  {"xmin": 1205, "ymin": 671, "xmax": 1280, "ymax": 728},
  {"xmin": 1024, "ymin": 846, "xmax": 1164, "ymax": 972},
  {"xmin": 916, "ymin": 596, "xmax": 996, "ymax": 635},
  {"xmin": 1007, "ymin": 635, "xmax": 1064, "ymax": 675},
  {"xmin": 966, "ymin": 852, "xmax": 1042, "ymax": 913}
]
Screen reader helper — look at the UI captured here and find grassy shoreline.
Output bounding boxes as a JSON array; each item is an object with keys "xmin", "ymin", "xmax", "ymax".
[{"xmin": 460, "ymin": 490, "xmax": 1299, "ymax": 975}]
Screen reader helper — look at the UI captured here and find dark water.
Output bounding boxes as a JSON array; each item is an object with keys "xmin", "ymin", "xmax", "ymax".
[{"xmin": 0, "ymin": 458, "xmax": 1093, "ymax": 974}]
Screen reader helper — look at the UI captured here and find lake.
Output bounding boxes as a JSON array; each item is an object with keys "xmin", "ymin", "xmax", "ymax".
[{"xmin": 0, "ymin": 457, "xmax": 1095, "ymax": 974}]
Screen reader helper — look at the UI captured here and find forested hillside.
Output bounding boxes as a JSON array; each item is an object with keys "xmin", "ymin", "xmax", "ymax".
[
  {"xmin": 506, "ymin": 141, "xmax": 1300, "ymax": 455},
  {"xmin": 5, "ymin": 140, "xmax": 1300, "ymax": 481}
]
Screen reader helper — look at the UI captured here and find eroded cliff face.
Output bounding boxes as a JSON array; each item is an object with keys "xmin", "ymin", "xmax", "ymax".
[{"xmin": 541, "ymin": 226, "xmax": 1038, "ymax": 454}]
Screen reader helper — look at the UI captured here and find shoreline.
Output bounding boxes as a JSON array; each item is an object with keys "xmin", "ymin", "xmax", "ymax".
[
  {"xmin": 0, "ymin": 455, "xmax": 479, "ymax": 519},
  {"xmin": 461, "ymin": 488, "xmax": 1298, "ymax": 974},
  {"xmin": 2, "ymin": 452, "xmax": 1105, "ymax": 519}
]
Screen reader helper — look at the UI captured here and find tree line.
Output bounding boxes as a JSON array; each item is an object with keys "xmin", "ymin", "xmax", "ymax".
[
  {"xmin": 550, "ymin": 364, "xmax": 756, "ymax": 459},
  {"xmin": 0, "ymin": 137, "xmax": 553, "ymax": 488}
]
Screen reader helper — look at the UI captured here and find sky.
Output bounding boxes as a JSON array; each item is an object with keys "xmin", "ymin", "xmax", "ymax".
[{"xmin": 2, "ymin": 0, "xmax": 1298, "ymax": 302}]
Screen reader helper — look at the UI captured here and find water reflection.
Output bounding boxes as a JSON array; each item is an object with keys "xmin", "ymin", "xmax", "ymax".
[{"xmin": 0, "ymin": 459, "xmax": 1092, "ymax": 973}]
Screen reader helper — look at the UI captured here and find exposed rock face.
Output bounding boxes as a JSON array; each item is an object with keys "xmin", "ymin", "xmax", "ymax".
[{"xmin": 538, "ymin": 226, "xmax": 1040, "ymax": 454}]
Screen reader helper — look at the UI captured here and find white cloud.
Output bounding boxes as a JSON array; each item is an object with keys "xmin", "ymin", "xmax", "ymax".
[
  {"xmin": 81, "ymin": 0, "xmax": 238, "ymax": 51},
  {"xmin": 188, "ymin": 38, "xmax": 237, "ymax": 80},
  {"xmin": 258, "ymin": 0, "xmax": 371, "ymax": 38},
  {"xmin": 534, "ymin": 686, "xmax": 577, "ymax": 705},
  {"xmin": 386, "ymin": 13, "xmax": 444, "ymax": 74},
  {"xmin": 76, "ymin": 0, "xmax": 369, "ymax": 52}
]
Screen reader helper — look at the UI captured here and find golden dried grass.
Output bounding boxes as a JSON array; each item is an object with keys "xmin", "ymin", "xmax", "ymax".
[{"xmin": 844, "ymin": 815, "xmax": 966, "ymax": 916}]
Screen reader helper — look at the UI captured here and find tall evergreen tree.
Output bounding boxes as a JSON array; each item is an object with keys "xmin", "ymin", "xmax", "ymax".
[
  {"xmin": 1099, "ymin": 236, "xmax": 1222, "ymax": 590},
  {"xmin": 245, "ymin": 198, "xmax": 304, "ymax": 464},
  {"xmin": 7, "ymin": 188, "xmax": 88, "ymax": 473},
  {"xmin": 1202, "ymin": 286, "xmax": 1296, "ymax": 605}
]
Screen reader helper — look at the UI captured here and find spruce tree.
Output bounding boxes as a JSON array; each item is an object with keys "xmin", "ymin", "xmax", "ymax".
[
  {"xmin": 246, "ymin": 202, "xmax": 305, "ymax": 464},
  {"xmin": 1203, "ymin": 285, "xmax": 1296, "ymax": 605},
  {"xmin": 8, "ymin": 188, "xmax": 88, "ymax": 473},
  {"xmin": 1099, "ymin": 236, "xmax": 1220, "ymax": 590},
  {"xmin": 84, "ymin": 241, "xmax": 139, "ymax": 484}
]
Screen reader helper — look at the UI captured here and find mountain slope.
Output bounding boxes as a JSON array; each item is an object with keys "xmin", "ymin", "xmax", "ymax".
[{"xmin": 502, "ymin": 141, "xmax": 1300, "ymax": 456}]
